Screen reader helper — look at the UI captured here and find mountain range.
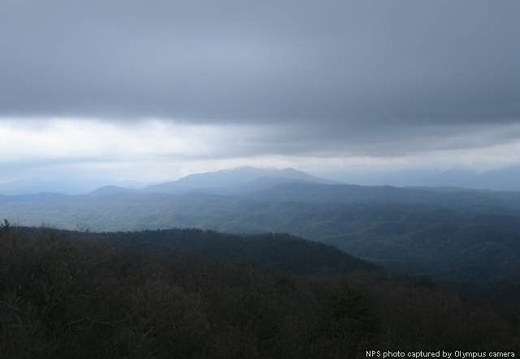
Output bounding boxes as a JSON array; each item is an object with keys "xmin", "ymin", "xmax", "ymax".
[
  {"xmin": 3, "ymin": 165, "xmax": 520, "ymax": 195},
  {"xmin": 1, "ymin": 166, "xmax": 519, "ymax": 299},
  {"xmin": 341, "ymin": 165, "xmax": 520, "ymax": 191},
  {"xmin": 90, "ymin": 166, "xmax": 337, "ymax": 196}
]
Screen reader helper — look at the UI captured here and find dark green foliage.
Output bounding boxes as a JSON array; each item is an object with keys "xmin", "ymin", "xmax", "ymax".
[
  {"xmin": 316, "ymin": 282, "xmax": 379, "ymax": 357},
  {"xmin": 1, "ymin": 227, "xmax": 519, "ymax": 358},
  {"xmin": 2, "ymin": 184, "xmax": 520, "ymax": 297},
  {"xmin": 87, "ymin": 229, "xmax": 377, "ymax": 275}
]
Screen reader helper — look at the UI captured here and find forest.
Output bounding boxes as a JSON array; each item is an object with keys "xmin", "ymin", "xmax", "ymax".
[
  {"xmin": 1, "ymin": 223, "xmax": 518, "ymax": 358},
  {"xmin": 2, "ymin": 181, "xmax": 520, "ymax": 303}
]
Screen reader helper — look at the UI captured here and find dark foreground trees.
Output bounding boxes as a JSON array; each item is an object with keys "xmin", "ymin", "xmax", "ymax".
[{"xmin": 0, "ymin": 227, "xmax": 518, "ymax": 358}]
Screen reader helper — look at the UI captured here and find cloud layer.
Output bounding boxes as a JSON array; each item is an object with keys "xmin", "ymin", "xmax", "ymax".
[
  {"xmin": 2, "ymin": 0, "xmax": 519, "ymax": 123},
  {"xmin": 1, "ymin": 1, "xmax": 519, "ymax": 184}
]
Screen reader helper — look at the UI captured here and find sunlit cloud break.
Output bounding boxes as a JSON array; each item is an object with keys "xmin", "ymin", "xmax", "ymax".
[
  {"xmin": 1, "ymin": 118, "xmax": 520, "ymax": 187},
  {"xmin": 0, "ymin": 118, "xmax": 270, "ymax": 162}
]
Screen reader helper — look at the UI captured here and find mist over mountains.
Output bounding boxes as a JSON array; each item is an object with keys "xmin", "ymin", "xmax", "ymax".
[
  {"xmin": 141, "ymin": 166, "xmax": 337, "ymax": 195},
  {"xmin": 2, "ymin": 165, "xmax": 520, "ymax": 196},
  {"xmin": 1, "ymin": 166, "xmax": 520, "ymax": 301},
  {"xmin": 344, "ymin": 165, "xmax": 520, "ymax": 191}
]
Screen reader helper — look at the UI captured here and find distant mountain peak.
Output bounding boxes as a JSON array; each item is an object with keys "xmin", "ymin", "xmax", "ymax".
[{"xmin": 143, "ymin": 166, "xmax": 337, "ymax": 194}]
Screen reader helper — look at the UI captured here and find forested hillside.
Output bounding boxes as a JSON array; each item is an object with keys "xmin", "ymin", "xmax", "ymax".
[
  {"xmin": 1, "ymin": 225, "xmax": 519, "ymax": 358},
  {"xmin": 1, "ymin": 183, "xmax": 520, "ymax": 298}
]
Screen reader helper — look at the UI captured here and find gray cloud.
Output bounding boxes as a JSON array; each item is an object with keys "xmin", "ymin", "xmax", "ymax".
[
  {"xmin": 1, "ymin": 0, "xmax": 519, "ymax": 122},
  {"xmin": 1, "ymin": 0, "xmax": 520, "ymax": 167}
]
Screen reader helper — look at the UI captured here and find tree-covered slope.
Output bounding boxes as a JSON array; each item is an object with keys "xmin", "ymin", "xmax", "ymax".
[
  {"xmin": 1, "ymin": 226, "xmax": 518, "ymax": 358},
  {"xmin": 1, "ymin": 183, "xmax": 519, "ymax": 291},
  {"xmin": 80, "ymin": 228, "xmax": 378, "ymax": 276}
]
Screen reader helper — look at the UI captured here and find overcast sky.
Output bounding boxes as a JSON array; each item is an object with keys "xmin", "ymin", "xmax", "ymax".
[{"xmin": 1, "ymin": 0, "xmax": 519, "ymax": 188}]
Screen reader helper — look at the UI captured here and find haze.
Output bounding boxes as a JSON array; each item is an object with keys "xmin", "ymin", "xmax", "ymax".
[{"xmin": 1, "ymin": 0, "xmax": 519, "ymax": 191}]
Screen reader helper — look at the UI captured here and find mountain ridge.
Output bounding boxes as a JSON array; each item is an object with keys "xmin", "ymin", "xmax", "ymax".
[
  {"xmin": 130, "ymin": 166, "xmax": 337, "ymax": 195},
  {"xmin": 2, "ymin": 167, "xmax": 520, "ymax": 294}
]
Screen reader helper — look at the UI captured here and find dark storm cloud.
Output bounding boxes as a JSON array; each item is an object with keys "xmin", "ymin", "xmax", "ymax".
[{"xmin": 1, "ymin": 0, "xmax": 519, "ymax": 128}]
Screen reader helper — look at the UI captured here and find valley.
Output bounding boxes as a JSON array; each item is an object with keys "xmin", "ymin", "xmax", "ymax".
[{"xmin": 2, "ymin": 167, "xmax": 519, "ymax": 301}]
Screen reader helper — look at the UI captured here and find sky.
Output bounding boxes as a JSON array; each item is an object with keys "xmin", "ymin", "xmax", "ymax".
[{"xmin": 1, "ymin": 0, "xmax": 519, "ymax": 190}]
